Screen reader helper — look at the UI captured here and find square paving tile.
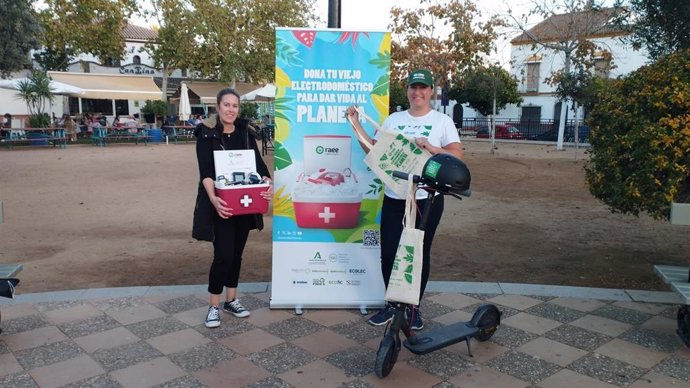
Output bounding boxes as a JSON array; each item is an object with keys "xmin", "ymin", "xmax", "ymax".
[
  {"xmin": 330, "ymin": 319, "xmax": 383, "ymax": 343},
  {"xmin": 447, "ymin": 365, "xmax": 531, "ymax": 388},
  {"xmin": 234, "ymin": 294, "xmax": 270, "ymax": 311},
  {"xmin": 245, "ymin": 307, "xmax": 295, "ymax": 328},
  {"xmin": 428, "ymin": 293, "xmax": 482, "ymax": 309},
  {"xmin": 172, "ymin": 306, "xmax": 209, "ymax": 327},
  {"xmin": 34, "ymin": 300, "xmax": 85, "ymax": 313},
  {"xmin": 619, "ymin": 327, "xmax": 683, "ymax": 353},
  {"xmin": 73, "ymin": 326, "xmax": 139, "ymax": 353},
  {"xmin": 486, "ymin": 294, "xmax": 543, "ymax": 310},
  {"xmin": 568, "ymin": 352, "xmax": 647, "ymax": 386},
  {"xmin": 526, "ymin": 302, "xmax": 586, "ymax": 323},
  {"xmin": 106, "ymin": 303, "xmax": 167, "ymax": 325},
  {"xmin": 219, "ymin": 328, "xmax": 284, "ymax": 355},
  {"xmin": 110, "ymin": 356, "xmax": 186, "ymax": 388},
  {"xmin": 517, "ymin": 337, "xmax": 588, "ymax": 367},
  {"xmin": 0, "ymin": 314, "xmax": 50, "ymax": 335},
  {"xmin": 485, "ymin": 350, "xmax": 561, "ymax": 383},
  {"xmin": 360, "ymin": 361, "xmax": 443, "ymax": 387},
  {"xmin": 92, "ymin": 340, "xmax": 163, "ymax": 372},
  {"xmin": 153, "ymin": 295, "xmax": 208, "ymax": 314},
  {"xmin": 629, "ymin": 372, "xmax": 688, "ymax": 388},
  {"xmin": 591, "ymin": 305, "xmax": 652, "ymax": 325},
  {"xmin": 193, "ymin": 356, "xmax": 270, "ymax": 387},
  {"xmin": 245, "ymin": 376, "xmax": 292, "ymax": 388},
  {"xmin": 0, "ymin": 372, "xmax": 38, "ymax": 388},
  {"xmin": 419, "ymin": 300, "xmax": 460, "ymax": 319},
  {"xmin": 264, "ymin": 316, "xmax": 324, "ymax": 341},
  {"xmin": 502, "ymin": 312, "xmax": 562, "ymax": 335},
  {"xmin": 324, "ymin": 345, "xmax": 376, "ymax": 378},
  {"xmin": 302, "ymin": 309, "xmax": 360, "ymax": 327},
  {"xmin": 544, "ymin": 324, "xmax": 613, "ymax": 351},
  {"xmin": 612, "ymin": 301, "xmax": 669, "ymax": 315},
  {"xmin": 248, "ymin": 342, "xmax": 317, "ymax": 374},
  {"xmin": 569, "ymin": 314, "xmax": 632, "ymax": 337},
  {"xmin": 60, "ymin": 374, "xmax": 121, "ymax": 388},
  {"xmin": 126, "ymin": 316, "xmax": 190, "ymax": 340},
  {"xmin": 292, "ymin": 329, "xmax": 360, "ymax": 357},
  {"xmin": 0, "ymin": 353, "xmax": 23, "ymax": 378},
  {"xmin": 151, "ymin": 375, "xmax": 206, "ymax": 388},
  {"xmin": 0, "ymin": 304, "xmax": 37, "ymax": 321},
  {"xmin": 640, "ymin": 315, "xmax": 677, "ymax": 333},
  {"xmin": 595, "ymin": 338, "xmax": 669, "ymax": 369},
  {"xmin": 43, "ymin": 303, "xmax": 104, "ymax": 325},
  {"xmin": 168, "ymin": 342, "xmax": 235, "ymax": 373},
  {"xmin": 432, "ymin": 309, "xmax": 473, "ymax": 325},
  {"xmin": 147, "ymin": 328, "xmax": 211, "ymax": 355},
  {"xmin": 407, "ymin": 349, "xmax": 473, "ymax": 379},
  {"xmin": 194, "ymin": 317, "xmax": 255, "ymax": 339},
  {"xmin": 2, "ymin": 326, "xmax": 67, "ymax": 352},
  {"xmin": 59, "ymin": 314, "xmax": 122, "ymax": 338},
  {"xmin": 538, "ymin": 368, "xmax": 618, "ymax": 388},
  {"xmin": 490, "ymin": 325, "xmax": 538, "ymax": 348},
  {"xmin": 549, "ymin": 297, "xmax": 608, "ymax": 312},
  {"xmin": 28, "ymin": 354, "xmax": 104, "ymax": 388},
  {"xmin": 14, "ymin": 339, "xmax": 83, "ymax": 370},
  {"xmin": 446, "ymin": 338, "xmax": 509, "ymax": 363},
  {"xmin": 652, "ymin": 355, "xmax": 690, "ymax": 382},
  {"xmin": 279, "ymin": 359, "xmax": 356, "ymax": 387}
]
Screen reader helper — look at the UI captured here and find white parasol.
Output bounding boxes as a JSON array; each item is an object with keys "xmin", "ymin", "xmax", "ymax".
[
  {"xmin": 0, "ymin": 78, "xmax": 85, "ymax": 95},
  {"xmin": 179, "ymin": 82, "xmax": 191, "ymax": 121}
]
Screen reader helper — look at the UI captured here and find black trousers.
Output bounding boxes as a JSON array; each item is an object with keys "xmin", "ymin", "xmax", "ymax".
[
  {"xmin": 380, "ymin": 194, "xmax": 444, "ymax": 301},
  {"xmin": 208, "ymin": 215, "xmax": 251, "ymax": 295}
]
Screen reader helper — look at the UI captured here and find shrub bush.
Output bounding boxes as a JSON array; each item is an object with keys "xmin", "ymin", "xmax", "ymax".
[{"xmin": 585, "ymin": 49, "xmax": 690, "ymax": 220}]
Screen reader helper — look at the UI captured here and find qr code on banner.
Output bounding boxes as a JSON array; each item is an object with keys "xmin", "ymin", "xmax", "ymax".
[{"xmin": 363, "ymin": 229, "xmax": 380, "ymax": 247}]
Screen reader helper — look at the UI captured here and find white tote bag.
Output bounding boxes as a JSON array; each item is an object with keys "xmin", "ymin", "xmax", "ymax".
[
  {"xmin": 348, "ymin": 108, "xmax": 431, "ymax": 198},
  {"xmin": 384, "ymin": 179, "xmax": 424, "ymax": 305}
]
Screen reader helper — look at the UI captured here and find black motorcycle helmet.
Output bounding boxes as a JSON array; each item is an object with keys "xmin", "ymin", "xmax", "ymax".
[{"xmin": 421, "ymin": 153, "xmax": 471, "ymax": 194}]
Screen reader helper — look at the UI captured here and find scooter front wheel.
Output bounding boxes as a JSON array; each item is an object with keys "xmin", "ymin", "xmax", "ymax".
[
  {"xmin": 374, "ymin": 334, "xmax": 400, "ymax": 378},
  {"xmin": 470, "ymin": 304, "xmax": 501, "ymax": 342}
]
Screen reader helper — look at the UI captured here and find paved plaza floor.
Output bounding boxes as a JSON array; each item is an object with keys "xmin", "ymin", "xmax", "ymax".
[{"xmin": 1, "ymin": 282, "xmax": 689, "ymax": 387}]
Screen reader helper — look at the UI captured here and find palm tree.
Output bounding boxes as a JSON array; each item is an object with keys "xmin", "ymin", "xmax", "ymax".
[{"xmin": 16, "ymin": 71, "xmax": 54, "ymax": 128}]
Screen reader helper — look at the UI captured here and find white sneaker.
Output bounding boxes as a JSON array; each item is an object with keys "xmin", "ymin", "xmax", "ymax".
[
  {"xmin": 222, "ymin": 299, "xmax": 250, "ymax": 318},
  {"xmin": 204, "ymin": 306, "xmax": 221, "ymax": 328}
]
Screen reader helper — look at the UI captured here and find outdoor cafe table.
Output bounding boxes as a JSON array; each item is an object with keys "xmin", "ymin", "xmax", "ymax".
[{"xmin": 91, "ymin": 126, "xmax": 149, "ymax": 147}]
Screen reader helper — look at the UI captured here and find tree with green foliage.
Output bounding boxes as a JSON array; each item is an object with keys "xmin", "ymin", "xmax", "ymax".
[
  {"xmin": 0, "ymin": 0, "xmax": 42, "ymax": 78},
  {"xmin": 35, "ymin": 0, "xmax": 137, "ymax": 70},
  {"xmin": 585, "ymin": 49, "xmax": 690, "ymax": 220},
  {"xmin": 388, "ymin": 0, "xmax": 503, "ymax": 87},
  {"xmin": 621, "ymin": 0, "xmax": 690, "ymax": 60},
  {"xmin": 138, "ymin": 0, "xmax": 196, "ymax": 100},
  {"xmin": 448, "ymin": 65, "xmax": 522, "ymax": 117},
  {"xmin": 15, "ymin": 71, "xmax": 54, "ymax": 128},
  {"xmin": 187, "ymin": 0, "xmax": 318, "ymax": 84}
]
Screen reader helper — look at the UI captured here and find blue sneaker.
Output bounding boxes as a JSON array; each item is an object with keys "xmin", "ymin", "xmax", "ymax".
[
  {"xmin": 406, "ymin": 305, "xmax": 424, "ymax": 330},
  {"xmin": 369, "ymin": 303, "xmax": 396, "ymax": 326}
]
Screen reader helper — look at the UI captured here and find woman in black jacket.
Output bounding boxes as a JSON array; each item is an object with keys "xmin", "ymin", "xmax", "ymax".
[{"xmin": 193, "ymin": 88, "xmax": 272, "ymax": 328}]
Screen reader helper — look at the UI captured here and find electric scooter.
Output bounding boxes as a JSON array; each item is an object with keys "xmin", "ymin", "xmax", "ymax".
[{"xmin": 374, "ymin": 155, "xmax": 502, "ymax": 378}]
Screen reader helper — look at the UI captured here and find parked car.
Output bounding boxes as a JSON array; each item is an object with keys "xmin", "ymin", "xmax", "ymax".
[
  {"xmin": 529, "ymin": 125, "xmax": 590, "ymax": 142},
  {"xmin": 476, "ymin": 125, "xmax": 526, "ymax": 140}
]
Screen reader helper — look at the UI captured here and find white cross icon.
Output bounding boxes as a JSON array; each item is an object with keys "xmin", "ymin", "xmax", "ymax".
[
  {"xmin": 318, "ymin": 206, "xmax": 336, "ymax": 223},
  {"xmin": 240, "ymin": 194, "xmax": 253, "ymax": 208}
]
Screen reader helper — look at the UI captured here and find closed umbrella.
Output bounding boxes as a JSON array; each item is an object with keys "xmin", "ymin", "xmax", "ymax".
[{"xmin": 179, "ymin": 82, "xmax": 191, "ymax": 122}]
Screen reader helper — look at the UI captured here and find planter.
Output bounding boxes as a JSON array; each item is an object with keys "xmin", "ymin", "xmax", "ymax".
[{"xmin": 670, "ymin": 202, "xmax": 690, "ymax": 225}]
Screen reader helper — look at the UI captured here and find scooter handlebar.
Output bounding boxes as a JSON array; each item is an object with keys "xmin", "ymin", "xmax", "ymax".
[{"xmin": 392, "ymin": 170, "xmax": 471, "ymax": 198}]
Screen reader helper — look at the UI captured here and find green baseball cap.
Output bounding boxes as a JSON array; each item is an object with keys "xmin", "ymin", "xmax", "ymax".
[{"xmin": 407, "ymin": 69, "xmax": 433, "ymax": 87}]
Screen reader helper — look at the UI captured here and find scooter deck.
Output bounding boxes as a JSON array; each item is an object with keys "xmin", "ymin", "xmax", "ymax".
[{"xmin": 403, "ymin": 322, "xmax": 477, "ymax": 355}]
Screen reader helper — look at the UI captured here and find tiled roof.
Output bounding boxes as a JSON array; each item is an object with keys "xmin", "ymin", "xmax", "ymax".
[
  {"xmin": 122, "ymin": 24, "xmax": 158, "ymax": 42},
  {"xmin": 511, "ymin": 7, "xmax": 625, "ymax": 45}
]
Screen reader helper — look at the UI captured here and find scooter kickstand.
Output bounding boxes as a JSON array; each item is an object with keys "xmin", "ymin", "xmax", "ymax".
[{"xmin": 465, "ymin": 338, "xmax": 473, "ymax": 357}]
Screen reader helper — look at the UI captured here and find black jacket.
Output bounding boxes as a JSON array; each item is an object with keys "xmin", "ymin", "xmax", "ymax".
[{"xmin": 192, "ymin": 117, "xmax": 269, "ymax": 241}]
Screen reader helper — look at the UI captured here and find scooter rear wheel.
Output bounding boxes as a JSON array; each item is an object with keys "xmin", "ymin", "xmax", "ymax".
[
  {"xmin": 374, "ymin": 334, "xmax": 400, "ymax": 378},
  {"xmin": 472, "ymin": 304, "xmax": 501, "ymax": 342}
]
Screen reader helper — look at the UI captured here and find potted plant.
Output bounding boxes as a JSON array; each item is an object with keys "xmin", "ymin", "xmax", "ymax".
[{"xmin": 140, "ymin": 100, "xmax": 168, "ymax": 125}]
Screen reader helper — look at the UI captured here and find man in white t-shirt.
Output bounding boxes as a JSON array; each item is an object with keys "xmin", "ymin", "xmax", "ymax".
[{"xmin": 347, "ymin": 69, "xmax": 463, "ymax": 330}]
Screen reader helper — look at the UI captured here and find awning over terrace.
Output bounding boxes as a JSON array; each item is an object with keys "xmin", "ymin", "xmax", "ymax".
[{"xmin": 48, "ymin": 71, "xmax": 163, "ymax": 100}]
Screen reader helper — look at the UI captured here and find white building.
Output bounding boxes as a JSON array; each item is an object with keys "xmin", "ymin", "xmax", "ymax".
[{"xmin": 508, "ymin": 7, "xmax": 649, "ymax": 124}]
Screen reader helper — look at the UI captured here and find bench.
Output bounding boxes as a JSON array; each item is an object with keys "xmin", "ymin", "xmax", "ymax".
[
  {"xmin": 0, "ymin": 263, "xmax": 23, "ymax": 333},
  {"xmin": 653, "ymin": 265, "xmax": 690, "ymax": 304},
  {"xmin": 2, "ymin": 129, "xmax": 68, "ymax": 150},
  {"xmin": 90, "ymin": 128, "xmax": 150, "ymax": 147},
  {"xmin": 654, "ymin": 265, "xmax": 690, "ymax": 348}
]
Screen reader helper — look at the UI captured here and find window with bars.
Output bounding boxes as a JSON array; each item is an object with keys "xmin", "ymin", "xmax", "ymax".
[{"xmin": 526, "ymin": 62, "xmax": 540, "ymax": 92}]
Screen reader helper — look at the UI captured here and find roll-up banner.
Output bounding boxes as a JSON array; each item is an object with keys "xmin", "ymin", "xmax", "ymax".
[{"xmin": 270, "ymin": 28, "xmax": 391, "ymax": 309}]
